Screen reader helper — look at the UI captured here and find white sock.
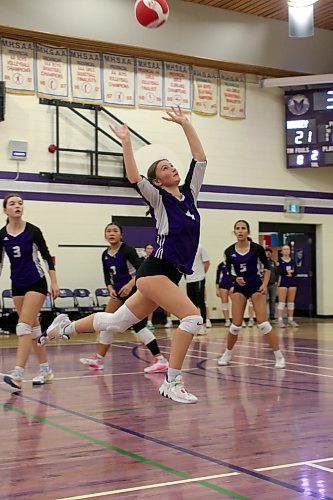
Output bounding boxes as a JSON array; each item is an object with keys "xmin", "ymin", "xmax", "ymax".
[
  {"xmin": 40, "ymin": 362, "xmax": 50, "ymax": 372},
  {"xmin": 226, "ymin": 348, "xmax": 233, "ymax": 354},
  {"xmin": 167, "ymin": 368, "xmax": 181, "ymax": 382},
  {"xmin": 274, "ymin": 350, "xmax": 283, "ymax": 360},
  {"xmin": 63, "ymin": 322, "xmax": 77, "ymax": 336},
  {"xmin": 288, "ymin": 317, "xmax": 293, "ymax": 321},
  {"xmin": 14, "ymin": 366, "xmax": 24, "ymax": 376}
]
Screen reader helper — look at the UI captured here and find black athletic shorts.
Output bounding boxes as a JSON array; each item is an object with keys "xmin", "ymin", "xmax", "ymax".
[
  {"xmin": 136, "ymin": 256, "xmax": 182, "ymax": 286},
  {"xmin": 12, "ymin": 276, "xmax": 48, "ymax": 297}
]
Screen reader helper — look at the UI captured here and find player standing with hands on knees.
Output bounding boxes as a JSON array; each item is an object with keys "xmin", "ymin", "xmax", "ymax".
[
  {"xmin": 218, "ymin": 220, "xmax": 285, "ymax": 369},
  {"xmin": 41, "ymin": 107, "xmax": 207, "ymax": 404},
  {"xmin": 1, "ymin": 193, "xmax": 60, "ymax": 390}
]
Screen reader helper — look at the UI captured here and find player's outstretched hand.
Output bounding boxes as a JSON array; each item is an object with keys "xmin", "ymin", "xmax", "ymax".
[
  {"xmin": 162, "ymin": 106, "xmax": 189, "ymax": 126},
  {"xmin": 110, "ymin": 123, "xmax": 130, "ymax": 142}
]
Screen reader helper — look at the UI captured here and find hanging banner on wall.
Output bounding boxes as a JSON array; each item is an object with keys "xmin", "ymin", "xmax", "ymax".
[
  {"xmin": 103, "ymin": 54, "xmax": 135, "ymax": 107},
  {"xmin": 36, "ymin": 44, "xmax": 69, "ymax": 99},
  {"xmin": 163, "ymin": 62, "xmax": 191, "ymax": 110},
  {"xmin": 220, "ymin": 71, "xmax": 246, "ymax": 119},
  {"xmin": 70, "ymin": 49, "xmax": 102, "ymax": 102},
  {"xmin": 1, "ymin": 38, "xmax": 35, "ymax": 93},
  {"xmin": 192, "ymin": 66, "xmax": 218, "ymax": 115},
  {"xmin": 137, "ymin": 58, "xmax": 163, "ymax": 108}
]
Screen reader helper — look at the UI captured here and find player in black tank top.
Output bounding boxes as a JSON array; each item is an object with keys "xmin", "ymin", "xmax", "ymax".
[
  {"xmin": 1, "ymin": 193, "xmax": 60, "ymax": 391},
  {"xmin": 218, "ymin": 220, "xmax": 285, "ymax": 369},
  {"xmin": 78, "ymin": 222, "xmax": 168, "ymax": 373}
]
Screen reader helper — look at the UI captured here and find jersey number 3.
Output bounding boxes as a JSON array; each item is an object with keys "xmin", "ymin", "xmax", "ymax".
[{"xmin": 13, "ymin": 246, "xmax": 21, "ymax": 258}]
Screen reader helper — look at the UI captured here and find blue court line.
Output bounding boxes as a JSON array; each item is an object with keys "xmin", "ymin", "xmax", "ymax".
[{"xmin": 131, "ymin": 345, "xmax": 333, "ymax": 498}]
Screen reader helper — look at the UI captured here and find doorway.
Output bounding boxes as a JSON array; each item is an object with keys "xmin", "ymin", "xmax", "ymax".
[{"xmin": 259, "ymin": 222, "xmax": 316, "ymax": 317}]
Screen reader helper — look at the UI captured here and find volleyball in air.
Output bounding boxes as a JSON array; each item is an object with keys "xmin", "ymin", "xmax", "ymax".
[{"xmin": 135, "ymin": 0, "xmax": 169, "ymax": 29}]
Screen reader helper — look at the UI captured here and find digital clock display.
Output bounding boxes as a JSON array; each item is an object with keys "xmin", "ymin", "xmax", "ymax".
[{"xmin": 285, "ymin": 89, "xmax": 333, "ymax": 168}]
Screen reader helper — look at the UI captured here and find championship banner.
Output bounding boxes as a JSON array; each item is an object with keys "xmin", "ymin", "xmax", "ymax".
[
  {"xmin": 220, "ymin": 71, "xmax": 246, "ymax": 119},
  {"xmin": 192, "ymin": 66, "xmax": 218, "ymax": 115},
  {"xmin": 70, "ymin": 49, "xmax": 102, "ymax": 102},
  {"xmin": 36, "ymin": 44, "xmax": 69, "ymax": 99},
  {"xmin": 137, "ymin": 58, "xmax": 163, "ymax": 108},
  {"xmin": 163, "ymin": 62, "xmax": 191, "ymax": 110},
  {"xmin": 1, "ymin": 38, "xmax": 35, "ymax": 93},
  {"xmin": 103, "ymin": 54, "xmax": 135, "ymax": 107}
]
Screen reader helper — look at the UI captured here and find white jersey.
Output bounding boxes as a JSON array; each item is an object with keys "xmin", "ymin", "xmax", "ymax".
[{"xmin": 185, "ymin": 244, "xmax": 210, "ymax": 283}]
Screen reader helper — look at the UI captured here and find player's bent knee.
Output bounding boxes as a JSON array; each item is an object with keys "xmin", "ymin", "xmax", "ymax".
[
  {"xmin": 258, "ymin": 321, "xmax": 272, "ymax": 335},
  {"xmin": 221, "ymin": 303, "xmax": 229, "ymax": 311},
  {"xmin": 229, "ymin": 323, "xmax": 242, "ymax": 336},
  {"xmin": 99, "ymin": 330, "xmax": 112, "ymax": 345},
  {"xmin": 93, "ymin": 312, "xmax": 112, "ymax": 332},
  {"xmin": 287, "ymin": 302, "xmax": 295, "ymax": 310},
  {"xmin": 16, "ymin": 322, "xmax": 32, "ymax": 337},
  {"xmin": 277, "ymin": 302, "xmax": 285, "ymax": 310},
  {"xmin": 179, "ymin": 314, "xmax": 203, "ymax": 335},
  {"xmin": 31, "ymin": 325, "xmax": 42, "ymax": 339}
]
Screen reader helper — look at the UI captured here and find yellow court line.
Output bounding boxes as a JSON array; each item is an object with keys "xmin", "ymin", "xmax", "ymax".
[
  {"xmin": 256, "ymin": 456, "xmax": 333, "ymax": 471},
  {"xmin": 57, "ymin": 472, "xmax": 239, "ymax": 500}
]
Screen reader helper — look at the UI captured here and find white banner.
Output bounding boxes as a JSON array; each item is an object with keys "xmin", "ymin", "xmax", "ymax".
[
  {"xmin": 1, "ymin": 38, "xmax": 35, "ymax": 93},
  {"xmin": 70, "ymin": 49, "xmax": 102, "ymax": 102},
  {"xmin": 36, "ymin": 44, "xmax": 69, "ymax": 99},
  {"xmin": 192, "ymin": 66, "xmax": 218, "ymax": 115},
  {"xmin": 137, "ymin": 58, "xmax": 163, "ymax": 108},
  {"xmin": 103, "ymin": 54, "xmax": 135, "ymax": 106},
  {"xmin": 220, "ymin": 71, "xmax": 246, "ymax": 118},
  {"xmin": 164, "ymin": 62, "xmax": 191, "ymax": 110}
]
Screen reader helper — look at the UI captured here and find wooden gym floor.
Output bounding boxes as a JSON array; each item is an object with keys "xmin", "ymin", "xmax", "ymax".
[{"xmin": 1, "ymin": 320, "xmax": 333, "ymax": 499}]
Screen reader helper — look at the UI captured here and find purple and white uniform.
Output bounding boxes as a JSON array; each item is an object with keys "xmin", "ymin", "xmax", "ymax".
[
  {"xmin": 134, "ymin": 159, "xmax": 206, "ymax": 275},
  {"xmin": 0, "ymin": 222, "xmax": 54, "ymax": 289},
  {"xmin": 277, "ymin": 258, "xmax": 297, "ymax": 287},
  {"xmin": 225, "ymin": 242, "xmax": 269, "ymax": 298},
  {"xmin": 102, "ymin": 242, "xmax": 142, "ymax": 296},
  {"xmin": 216, "ymin": 261, "xmax": 233, "ymax": 290}
]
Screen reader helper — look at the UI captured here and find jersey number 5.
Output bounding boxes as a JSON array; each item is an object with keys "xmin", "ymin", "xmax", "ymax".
[{"xmin": 240, "ymin": 263, "xmax": 247, "ymax": 273}]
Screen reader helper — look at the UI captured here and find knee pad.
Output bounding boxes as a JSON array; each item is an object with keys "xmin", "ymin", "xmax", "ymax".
[
  {"xmin": 179, "ymin": 314, "xmax": 203, "ymax": 335},
  {"xmin": 93, "ymin": 305, "xmax": 140, "ymax": 333},
  {"xmin": 221, "ymin": 303, "xmax": 229, "ymax": 311},
  {"xmin": 229, "ymin": 323, "xmax": 242, "ymax": 336},
  {"xmin": 16, "ymin": 322, "xmax": 32, "ymax": 337},
  {"xmin": 287, "ymin": 302, "xmax": 295, "ymax": 310},
  {"xmin": 137, "ymin": 327, "xmax": 155, "ymax": 345},
  {"xmin": 258, "ymin": 321, "xmax": 272, "ymax": 335},
  {"xmin": 99, "ymin": 330, "xmax": 113, "ymax": 345},
  {"xmin": 31, "ymin": 325, "xmax": 42, "ymax": 340},
  {"xmin": 277, "ymin": 302, "xmax": 285, "ymax": 311}
]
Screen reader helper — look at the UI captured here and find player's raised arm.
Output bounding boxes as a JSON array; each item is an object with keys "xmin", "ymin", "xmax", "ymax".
[
  {"xmin": 162, "ymin": 107, "xmax": 206, "ymax": 162},
  {"xmin": 110, "ymin": 124, "xmax": 142, "ymax": 183}
]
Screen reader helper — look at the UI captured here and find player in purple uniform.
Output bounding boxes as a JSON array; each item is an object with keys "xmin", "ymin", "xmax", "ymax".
[
  {"xmin": 79, "ymin": 222, "xmax": 168, "ymax": 373},
  {"xmin": 41, "ymin": 107, "xmax": 206, "ymax": 404},
  {"xmin": 1, "ymin": 193, "xmax": 60, "ymax": 390},
  {"xmin": 217, "ymin": 220, "xmax": 285, "ymax": 368},
  {"xmin": 276, "ymin": 244, "xmax": 298, "ymax": 328},
  {"xmin": 216, "ymin": 261, "xmax": 233, "ymax": 327}
]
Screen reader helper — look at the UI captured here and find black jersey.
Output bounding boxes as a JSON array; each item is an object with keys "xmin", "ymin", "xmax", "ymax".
[
  {"xmin": 224, "ymin": 242, "xmax": 268, "ymax": 288},
  {"xmin": 102, "ymin": 242, "xmax": 142, "ymax": 293},
  {"xmin": 0, "ymin": 222, "xmax": 54, "ymax": 288},
  {"xmin": 216, "ymin": 261, "xmax": 233, "ymax": 289}
]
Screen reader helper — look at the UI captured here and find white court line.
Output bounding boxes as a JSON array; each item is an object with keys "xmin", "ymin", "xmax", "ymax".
[
  {"xmin": 309, "ymin": 463, "xmax": 333, "ymax": 473},
  {"xmin": 57, "ymin": 472, "xmax": 239, "ymax": 500},
  {"xmin": 256, "ymin": 456, "xmax": 333, "ymax": 471}
]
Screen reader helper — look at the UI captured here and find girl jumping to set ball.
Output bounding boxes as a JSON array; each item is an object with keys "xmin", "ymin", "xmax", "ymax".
[{"xmin": 40, "ymin": 107, "xmax": 207, "ymax": 404}]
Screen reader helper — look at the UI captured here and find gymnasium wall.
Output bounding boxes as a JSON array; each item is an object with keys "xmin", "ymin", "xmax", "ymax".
[{"xmin": 0, "ymin": 85, "xmax": 332, "ymax": 316}]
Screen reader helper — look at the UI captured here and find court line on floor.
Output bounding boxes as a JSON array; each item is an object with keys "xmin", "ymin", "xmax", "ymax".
[
  {"xmin": 57, "ymin": 472, "xmax": 240, "ymax": 500},
  {"xmin": 0, "ymin": 400, "xmax": 248, "ymax": 500},
  {"xmin": 1, "ymin": 388, "xmax": 328, "ymax": 499}
]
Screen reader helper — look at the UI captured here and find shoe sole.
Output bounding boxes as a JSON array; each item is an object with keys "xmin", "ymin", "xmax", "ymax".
[
  {"xmin": 159, "ymin": 389, "xmax": 198, "ymax": 404},
  {"xmin": 144, "ymin": 366, "xmax": 168, "ymax": 374},
  {"xmin": 79, "ymin": 359, "xmax": 104, "ymax": 370},
  {"xmin": 4, "ymin": 375, "xmax": 22, "ymax": 390},
  {"xmin": 32, "ymin": 373, "xmax": 54, "ymax": 386}
]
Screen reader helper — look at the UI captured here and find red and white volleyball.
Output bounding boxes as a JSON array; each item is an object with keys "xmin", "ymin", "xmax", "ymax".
[{"xmin": 135, "ymin": 0, "xmax": 169, "ymax": 29}]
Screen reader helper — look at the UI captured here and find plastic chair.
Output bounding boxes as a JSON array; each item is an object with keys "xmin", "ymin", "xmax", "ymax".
[
  {"xmin": 2, "ymin": 289, "xmax": 16, "ymax": 314},
  {"xmin": 94, "ymin": 288, "xmax": 110, "ymax": 311},
  {"xmin": 73, "ymin": 288, "xmax": 95, "ymax": 314},
  {"xmin": 54, "ymin": 288, "xmax": 79, "ymax": 314}
]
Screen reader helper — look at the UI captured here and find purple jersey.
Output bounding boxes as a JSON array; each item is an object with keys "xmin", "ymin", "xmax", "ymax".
[
  {"xmin": 216, "ymin": 261, "xmax": 233, "ymax": 289},
  {"xmin": 277, "ymin": 258, "xmax": 297, "ymax": 287},
  {"xmin": 134, "ymin": 159, "xmax": 206, "ymax": 274},
  {"xmin": 0, "ymin": 222, "xmax": 54, "ymax": 288},
  {"xmin": 225, "ymin": 242, "xmax": 268, "ymax": 289},
  {"xmin": 102, "ymin": 242, "xmax": 142, "ymax": 293}
]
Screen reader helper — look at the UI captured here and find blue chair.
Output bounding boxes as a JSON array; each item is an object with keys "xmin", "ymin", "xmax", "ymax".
[
  {"xmin": 54, "ymin": 288, "xmax": 79, "ymax": 314},
  {"xmin": 2, "ymin": 289, "xmax": 16, "ymax": 314},
  {"xmin": 73, "ymin": 288, "xmax": 95, "ymax": 314},
  {"xmin": 94, "ymin": 288, "xmax": 110, "ymax": 311}
]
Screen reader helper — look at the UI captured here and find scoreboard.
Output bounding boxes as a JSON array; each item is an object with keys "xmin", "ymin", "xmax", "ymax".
[{"xmin": 285, "ymin": 88, "xmax": 333, "ymax": 168}]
